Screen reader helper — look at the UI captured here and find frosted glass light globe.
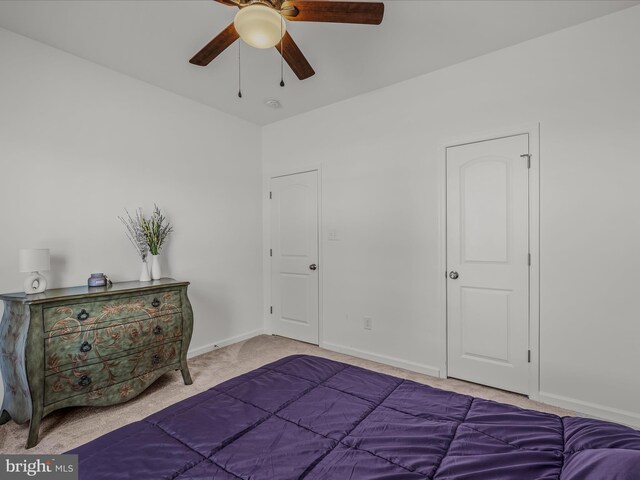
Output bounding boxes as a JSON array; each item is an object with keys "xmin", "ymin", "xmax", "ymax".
[{"xmin": 234, "ymin": 4, "xmax": 286, "ymax": 49}]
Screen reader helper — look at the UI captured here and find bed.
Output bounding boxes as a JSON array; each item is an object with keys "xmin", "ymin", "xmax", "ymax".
[{"xmin": 68, "ymin": 354, "xmax": 640, "ymax": 479}]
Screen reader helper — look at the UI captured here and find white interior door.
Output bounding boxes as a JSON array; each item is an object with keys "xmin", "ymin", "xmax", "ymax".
[
  {"xmin": 447, "ymin": 134, "xmax": 530, "ymax": 394},
  {"xmin": 271, "ymin": 171, "xmax": 319, "ymax": 344}
]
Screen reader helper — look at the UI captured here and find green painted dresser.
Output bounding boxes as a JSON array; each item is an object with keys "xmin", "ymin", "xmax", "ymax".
[{"xmin": 0, "ymin": 278, "xmax": 193, "ymax": 448}]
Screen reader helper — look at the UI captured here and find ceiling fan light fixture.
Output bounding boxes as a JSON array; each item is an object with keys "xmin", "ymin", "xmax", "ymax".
[{"xmin": 234, "ymin": 4, "xmax": 286, "ymax": 49}]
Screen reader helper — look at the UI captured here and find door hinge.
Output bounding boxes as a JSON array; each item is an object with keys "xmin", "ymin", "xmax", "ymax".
[
  {"xmin": 270, "ymin": 306, "xmax": 273, "ymax": 314},
  {"xmin": 270, "ymin": 248, "xmax": 272, "ymax": 257},
  {"xmin": 527, "ymin": 350, "xmax": 531, "ymax": 363},
  {"xmin": 269, "ymin": 191, "xmax": 272, "ymax": 199},
  {"xmin": 520, "ymin": 154, "xmax": 531, "ymax": 169},
  {"xmin": 528, "ymin": 253, "xmax": 531, "ymax": 266}
]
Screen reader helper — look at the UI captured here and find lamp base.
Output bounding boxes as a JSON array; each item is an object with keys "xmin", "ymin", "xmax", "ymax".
[{"xmin": 24, "ymin": 271, "xmax": 47, "ymax": 294}]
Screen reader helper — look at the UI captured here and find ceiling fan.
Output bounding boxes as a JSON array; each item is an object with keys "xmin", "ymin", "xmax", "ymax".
[{"xmin": 190, "ymin": 0, "xmax": 385, "ymax": 80}]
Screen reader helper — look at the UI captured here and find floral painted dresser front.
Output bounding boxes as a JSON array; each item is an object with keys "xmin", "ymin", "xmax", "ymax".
[{"xmin": 0, "ymin": 278, "xmax": 193, "ymax": 448}]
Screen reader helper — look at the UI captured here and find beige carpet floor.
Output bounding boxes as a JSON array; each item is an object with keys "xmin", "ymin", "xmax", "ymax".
[{"xmin": 0, "ymin": 334, "xmax": 573, "ymax": 454}]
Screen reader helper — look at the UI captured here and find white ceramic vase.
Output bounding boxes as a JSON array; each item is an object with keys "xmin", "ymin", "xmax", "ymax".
[
  {"xmin": 139, "ymin": 259, "xmax": 151, "ymax": 282},
  {"xmin": 150, "ymin": 254, "xmax": 162, "ymax": 280}
]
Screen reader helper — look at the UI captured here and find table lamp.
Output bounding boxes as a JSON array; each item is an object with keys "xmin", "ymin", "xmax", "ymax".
[{"xmin": 19, "ymin": 249, "xmax": 50, "ymax": 294}]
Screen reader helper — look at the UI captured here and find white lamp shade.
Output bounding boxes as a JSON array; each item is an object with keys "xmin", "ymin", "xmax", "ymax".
[
  {"xmin": 234, "ymin": 4, "xmax": 286, "ymax": 49},
  {"xmin": 19, "ymin": 249, "xmax": 50, "ymax": 273}
]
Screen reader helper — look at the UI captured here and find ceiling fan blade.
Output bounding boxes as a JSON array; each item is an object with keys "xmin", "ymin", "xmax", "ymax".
[
  {"xmin": 275, "ymin": 31, "xmax": 315, "ymax": 80},
  {"xmin": 190, "ymin": 23, "xmax": 239, "ymax": 66},
  {"xmin": 213, "ymin": 0, "xmax": 238, "ymax": 6},
  {"xmin": 281, "ymin": 1, "xmax": 384, "ymax": 25}
]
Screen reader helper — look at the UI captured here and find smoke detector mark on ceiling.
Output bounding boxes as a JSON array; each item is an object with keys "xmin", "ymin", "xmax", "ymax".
[{"xmin": 264, "ymin": 99, "xmax": 282, "ymax": 108}]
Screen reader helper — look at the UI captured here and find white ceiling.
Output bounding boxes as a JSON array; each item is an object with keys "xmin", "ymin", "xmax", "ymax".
[{"xmin": 1, "ymin": 0, "xmax": 638, "ymax": 125}]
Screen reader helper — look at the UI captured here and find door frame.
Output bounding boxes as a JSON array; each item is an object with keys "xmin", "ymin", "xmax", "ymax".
[
  {"xmin": 438, "ymin": 123, "xmax": 541, "ymax": 399},
  {"xmin": 263, "ymin": 165, "xmax": 323, "ymax": 345}
]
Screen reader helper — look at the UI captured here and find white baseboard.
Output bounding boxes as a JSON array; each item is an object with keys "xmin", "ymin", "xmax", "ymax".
[
  {"xmin": 187, "ymin": 329, "xmax": 265, "ymax": 359},
  {"xmin": 538, "ymin": 391, "xmax": 640, "ymax": 429},
  {"xmin": 321, "ymin": 342, "xmax": 441, "ymax": 378}
]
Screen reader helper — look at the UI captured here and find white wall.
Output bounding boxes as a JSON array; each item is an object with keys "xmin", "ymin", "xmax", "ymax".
[
  {"xmin": 262, "ymin": 6, "xmax": 640, "ymax": 426},
  {"xmin": 0, "ymin": 27, "xmax": 264, "ymax": 407}
]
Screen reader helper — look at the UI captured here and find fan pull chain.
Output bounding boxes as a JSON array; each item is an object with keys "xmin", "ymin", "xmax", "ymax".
[
  {"xmin": 238, "ymin": 40, "xmax": 243, "ymax": 98},
  {"xmin": 279, "ymin": 13, "xmax": 285, "ymax": 87}
]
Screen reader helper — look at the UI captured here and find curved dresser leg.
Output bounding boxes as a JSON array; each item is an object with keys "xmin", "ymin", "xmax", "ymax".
[
  {"xmin": 181, "ymin": 364, "xmax": 193, "ymax": 385},
  {"xmin": 0, "ymin": 409, "xmax": 11, "ymax": 425},
  {"xmin": 179, "ymin": 285, "xmax": 194, "ymax": 386},
  {"xmin": 26, "ymin": 413, "xmax": 42, "ymax": 449}
]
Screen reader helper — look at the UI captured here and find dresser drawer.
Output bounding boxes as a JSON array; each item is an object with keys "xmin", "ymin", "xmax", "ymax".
[
  {"xmin": 43, "ymin": 290, "xmax": 182, "ymax": 333},
  {"xmin": 45, "ymin": 312, "xmax": 183, "ymax": 373},
  {"xmin": 69, "ymin": 367, "xmax": 177, "ymax": 407},
  {"xmin": 45, "ymin": 340, "xmax": 181, "ymax": 406}
]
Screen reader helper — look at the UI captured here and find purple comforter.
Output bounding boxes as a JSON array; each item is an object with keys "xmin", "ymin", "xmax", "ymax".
[{"xmin": 68, "ymin": 355, "xmax": 640, "ymax": 479}]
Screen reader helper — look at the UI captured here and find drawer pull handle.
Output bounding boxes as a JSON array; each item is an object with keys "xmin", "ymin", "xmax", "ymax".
[
  {"xmin": 78, "ymin": 375, "xmax": 92, "ymax": 387},
  {"xmin": 152, "ymin": 354, "xmax": 162, "ymax": 365},
  {"xmin": 77, "ymin": 309, "xmax": 90, "ymax": 321},
  {"xmin": 153, "ymin": 326, "xmax": 163, "ymax": 336},
  {"xmin": 79, "ymin": 341, "xmax": 92, "ymax": 353},
  {"xmin": 151, "ymin": 298, "xmax": 161, "ymax": 308}
]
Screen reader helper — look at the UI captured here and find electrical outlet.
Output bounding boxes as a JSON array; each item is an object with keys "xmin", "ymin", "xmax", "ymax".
[{"xmin": 363, "ymin": 317, "xmax": 373, "ymax": 330}]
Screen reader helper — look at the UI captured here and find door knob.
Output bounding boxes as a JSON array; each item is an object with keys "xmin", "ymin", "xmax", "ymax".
[
  {"xmin": 309, "ymin": 264, "xmax": 317, "ymax": 271},
  {"xmin": 449, "ymin": 271, "xmax": 459, "ymax": 280}
]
